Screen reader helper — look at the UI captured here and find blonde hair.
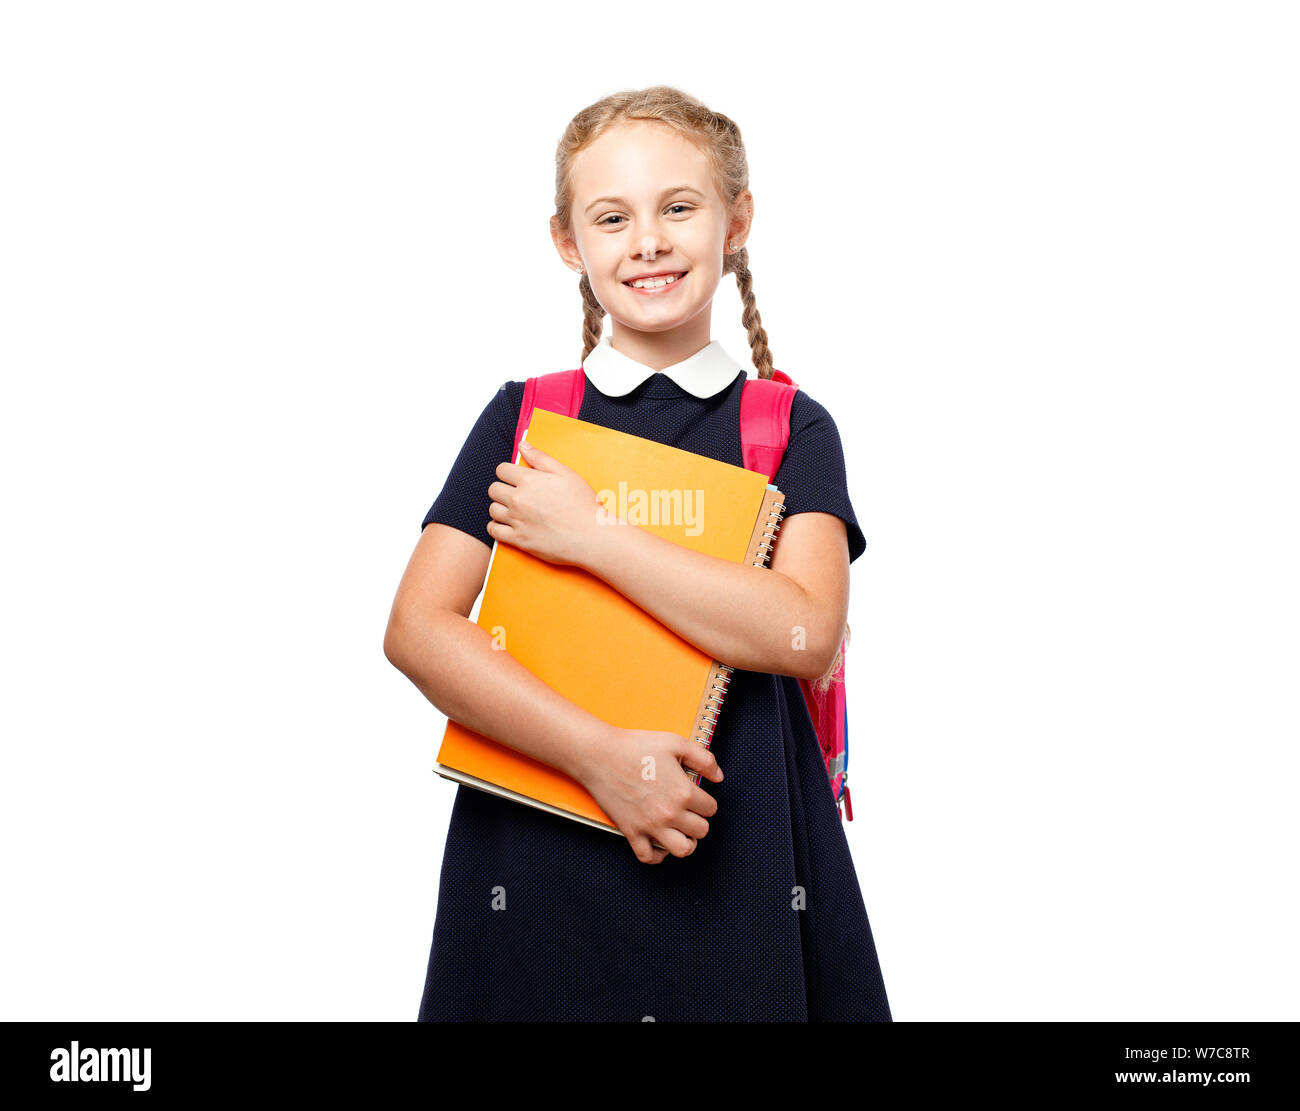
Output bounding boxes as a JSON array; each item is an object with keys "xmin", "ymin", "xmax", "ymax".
[
  {"xmin": 552, "ymin": 84, "xmax": 775, "ymax": 378},
  {"xmin": 553, "ymin": 85, "xmax": 847, "ymax": 690}
]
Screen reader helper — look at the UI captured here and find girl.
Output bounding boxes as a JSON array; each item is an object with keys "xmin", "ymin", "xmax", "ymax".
[{"xmin": 385, "ymin": 85, "xmax": 891, "ymax": 1022}]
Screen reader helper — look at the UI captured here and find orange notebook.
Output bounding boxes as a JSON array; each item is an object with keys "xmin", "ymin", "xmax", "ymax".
[{"xmin": 433, "ymin": 407, "xmax": 786, "ymax": 839}]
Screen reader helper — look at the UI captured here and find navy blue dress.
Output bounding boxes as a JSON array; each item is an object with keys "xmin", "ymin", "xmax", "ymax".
[{"xmin": 416, "ymin": 366, "xmax": 892, "ymax": 1021}]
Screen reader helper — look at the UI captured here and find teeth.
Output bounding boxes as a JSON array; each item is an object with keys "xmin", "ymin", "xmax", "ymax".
[{"xmin": 628, "ymin": 273, "xmax": 683, "ymax": 289}]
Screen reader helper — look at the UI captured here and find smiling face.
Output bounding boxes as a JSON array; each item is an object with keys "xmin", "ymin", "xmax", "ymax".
[{"xmin": 553, "ymin": 119, "xmax": 752, "ymax": 364}]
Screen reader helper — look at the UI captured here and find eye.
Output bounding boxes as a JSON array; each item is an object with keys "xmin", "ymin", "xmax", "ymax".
[{"xmin": 597, "ymin": 204, "xmax": 693, "ymax": 227}]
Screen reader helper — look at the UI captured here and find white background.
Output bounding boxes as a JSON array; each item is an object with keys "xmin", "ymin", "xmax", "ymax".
[{"xmin": 2, "ymin": 1, "xmax": 1295, "ymax": 1021}]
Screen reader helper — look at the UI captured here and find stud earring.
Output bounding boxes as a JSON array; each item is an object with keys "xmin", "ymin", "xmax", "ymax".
[{"xmin": 729, "ymin": 241, "xmax": 738, "ymax": 251}]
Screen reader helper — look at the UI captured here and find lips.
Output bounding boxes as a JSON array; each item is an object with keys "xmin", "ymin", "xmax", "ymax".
[{"xmin": 623, "ymin": 271, "xmax": 687, "ymax": 292}]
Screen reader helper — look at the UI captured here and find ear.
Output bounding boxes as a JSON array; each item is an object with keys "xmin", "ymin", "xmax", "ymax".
[
  {"xmin": 727, "ymin": 189, "xmax": 755, "ymax": 249},
  {"xmin": 550, "ymin": 216, "xmax": 583, "ymax": 272}
]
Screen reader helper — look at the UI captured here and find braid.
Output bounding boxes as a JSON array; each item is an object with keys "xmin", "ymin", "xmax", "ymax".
[
  {"xmin": 728, "ymin": 234, "xmax": 846, "ymax": 690},
  {"xmin": 727, "ymin": 247, "xmax": 775, "ymax": 380},
  {"xmin": 551, "ymin": 88, "xmax": 852, "ymax": 690},
  {"xmin": 812, "ymin": 620, "xmax": 851, "ymax": 694},
  {"xmin": 579, "ymin": 272, "xmax": 606, "ymax": 362}
]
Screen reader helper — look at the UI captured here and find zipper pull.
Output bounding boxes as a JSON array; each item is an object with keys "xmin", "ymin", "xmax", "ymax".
[{"xmin": 843, "ymin": 784, "xmax": 853, "ymax": 821}]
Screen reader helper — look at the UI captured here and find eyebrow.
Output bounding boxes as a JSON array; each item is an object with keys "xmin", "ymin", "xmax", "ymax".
[{"xmin": 584, "ymin": 185, "xmax": 706, "ymax": 214}]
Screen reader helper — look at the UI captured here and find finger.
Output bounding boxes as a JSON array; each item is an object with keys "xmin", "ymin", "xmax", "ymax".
[
  {"xmin": 687, "ymin": 782, "xmax": 720, "ymax": 818},
  {"xmin": 673, "ymin": 809, "xmax": 710, "ymax": 840},
  {"xmin": 678, "ymin": 740, "xmax": 724, "ymax": 783},
  {"xmin": 487, "ymin": 479, "xmax": 517, "ymax": 506},
  {"xmin": 629, "ymin": 834, "xmax": 659, "ymax": 864},
  {"xmin": 485, "ymin": 520, "xmax": 516, "ymax": 544},
  {"xmin": 656, "ymin": 827, "xmax": 698, "ymax": 860},
  {"xmin": 518, "ymin": 441, "xmax": 566, "ymax": 472}
]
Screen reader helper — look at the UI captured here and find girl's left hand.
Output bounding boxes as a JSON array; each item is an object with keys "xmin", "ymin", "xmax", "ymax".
[{"xmin": 486, "ymin": 441, "xmax": 610, "ymax": 567}]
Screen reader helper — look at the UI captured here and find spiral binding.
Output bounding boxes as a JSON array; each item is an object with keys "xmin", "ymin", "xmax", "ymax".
[
  {"xmin": 688, "ymin": 496, "xmax": 787, "ymax": 780},
  {"xmin": 751, "ymin": 497, "xmax": 785, "ymax": 568},
  {"xmin": 692, "ymin": 669, "xmax": 731, "ymax": 748}
]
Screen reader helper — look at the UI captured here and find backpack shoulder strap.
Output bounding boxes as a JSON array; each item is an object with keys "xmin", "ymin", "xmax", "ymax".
[
  {"xmin": 738, "ymin": 368, "xmax": 798, "ymax": 481},
  {"xmin": 511, "ymin": 368, "xmax": 586, "ymax": 465},
  {"xmin": 742, "ymin": 368, "xmax": 855, "ymax": 820}
]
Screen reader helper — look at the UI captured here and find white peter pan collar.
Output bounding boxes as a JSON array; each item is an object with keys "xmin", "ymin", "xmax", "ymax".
[{"xmin": 582, "ymin": 336, "xmax": 744, "ymax": 399}]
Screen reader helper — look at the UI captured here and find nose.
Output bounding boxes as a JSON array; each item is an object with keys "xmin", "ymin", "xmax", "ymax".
[{"xmin": 638, "ymin": 234, "xmax": 659, "ymax": 262}]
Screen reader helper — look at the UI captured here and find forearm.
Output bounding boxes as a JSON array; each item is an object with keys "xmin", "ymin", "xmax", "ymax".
[
  {"xmin": 387, "ymin": 608, "xmax": 611, "ymax": 782},
  {"xmin": 584, "ymin": 522, "xmax": 833, "ymax": 679}
]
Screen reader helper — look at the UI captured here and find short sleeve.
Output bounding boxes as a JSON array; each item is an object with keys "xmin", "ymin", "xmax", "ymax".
[
  {"xmin": 771, "ymin": 391, "xmax": 868, "ymax": 564},
  {"xmin": 420, "ymin": 381, "xmax": 525, "ymax": 549}
]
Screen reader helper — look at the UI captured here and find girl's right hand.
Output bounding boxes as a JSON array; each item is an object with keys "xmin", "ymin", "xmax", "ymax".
[{"xmin": 577, "ymin": 727, "xmax": 723, "ymax": 865}]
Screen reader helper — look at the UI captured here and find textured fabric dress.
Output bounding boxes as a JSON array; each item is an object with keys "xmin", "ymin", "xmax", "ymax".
[{"xmin": 416, "ymin": 338, "xmax": 891, "ymax": 1022}]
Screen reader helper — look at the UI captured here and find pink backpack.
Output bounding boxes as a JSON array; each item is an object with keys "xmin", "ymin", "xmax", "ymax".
[{"xmin": 510, "ymin": 368, "xmax": 853, "ymax": 822}]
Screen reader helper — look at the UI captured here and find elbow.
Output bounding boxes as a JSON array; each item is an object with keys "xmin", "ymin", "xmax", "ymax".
[
  {"xmin": 384, "ymin": 608, "xmax": 414, "ymax": 672},
  {"xmin": 386, "ymin": 603, "xmax": 458, "ymax": 675},
  {"xmin": 782, "ymin": 584, "xmax": 847, "ymax": 681},
  {"xmin": 788, "ymin": 617, "xmax": 844, "ymax": 682},
  {"xmin": 781, "ymin": 633, "xmax": 837, "ymax": 682},
  {"xmin": 383, "ymin": 622, "xmax": 403, "ymax": 671},
  {"xmin": 791, "ymin": 644, "xmax": 837, "ymax": 683}
]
